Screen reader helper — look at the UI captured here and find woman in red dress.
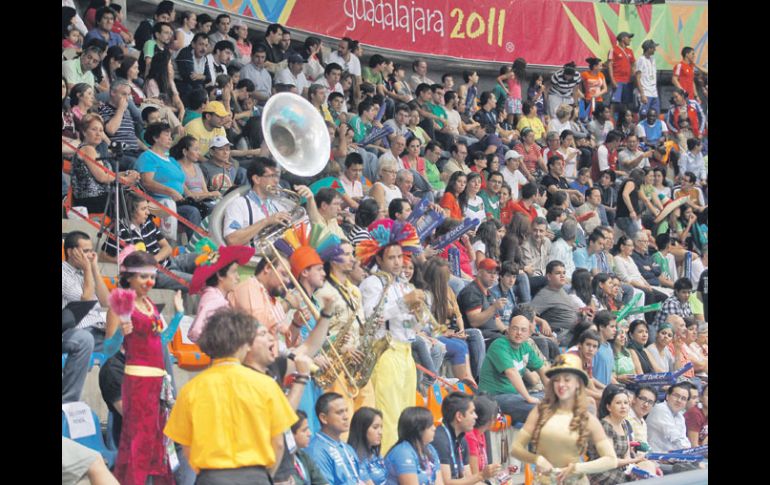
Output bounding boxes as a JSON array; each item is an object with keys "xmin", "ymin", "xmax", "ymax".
[{"xmin": 103, "ymin": 249, "xmax": 184, "ymax": 485}]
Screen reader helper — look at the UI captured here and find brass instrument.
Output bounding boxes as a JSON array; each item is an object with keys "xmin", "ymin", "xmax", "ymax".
[
  {"xmin": 350, "ymin": 271, "xmax": 394, "ymax": 389},
  {"xmin": 254, "ymin": 185, "xmax": 309, "ymax": 248}
]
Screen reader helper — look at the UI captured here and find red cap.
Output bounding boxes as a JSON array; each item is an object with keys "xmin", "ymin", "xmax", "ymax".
[{"xmin": 478, "ymin": 258, "xmax": 499, "ymax": 272}]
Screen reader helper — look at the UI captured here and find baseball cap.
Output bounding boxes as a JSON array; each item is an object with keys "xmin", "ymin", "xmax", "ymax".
[
  {"xmin": 287, "ymin": 53, "xmax": 306, "ymax": 64},
  {"xmin": 504, "ymin": 149, "xmax": 523, "ymax": 161},
  {"xmin": 616, "ymin": 32, "xmax": 634, "ymax": 41},
  {"xmin": 641, "ymin": 39, "xmax": 659, "ymax": 51},
  {"xmin": 202, "ymin": 101, "xmax": 229, "ymax": 117},
  {"xmin": 210, "ymin": 135, "xmax": 232, "ymax": 149},
  {"xmin": 478, "ymin": 258, "xmax": 499, "ymax": 272}
]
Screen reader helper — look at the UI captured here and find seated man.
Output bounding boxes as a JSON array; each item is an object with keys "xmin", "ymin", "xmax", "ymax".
[
  {"xmin": 646, "ymin": 382, "xmax": 693, "ymax": 452},
  {"xmin": 627, "ymin": 385, "xmax": 657, "ymax": 450},
  {"xmin": 478, "ymin": 315, "xmax": 549, "ymax": 423},
  {"xmin": 653, "ymin": 278, "xmax": 694, "ymax": 336},
  {"xmin": 457, "ymin": 258, "xmax": 508, "ymax": 345},
  {"xmin": 567, "ymin": 330, "xmax": 605, "ymax": 405},
  {"xmin": 222, "ymin": 157, "xmax": 313, "ymax": 247},
  {"xmin": 530, "ymin": 261, "xmax": 580, "ymax": 345},
  {"xmin": 630, "ymin": 232, "xmax": 674, "ymax": 295}
]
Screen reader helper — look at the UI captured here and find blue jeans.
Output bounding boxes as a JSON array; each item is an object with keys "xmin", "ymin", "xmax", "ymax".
[
  {"xmin": 412, "ymin": 336, "xmax": 446, "ymax": 386},
  {"xmin": 464, "ymin": 328, "xmax": 486, "ymax": 381},
  {"xmin": 62, "ymin": 328, "xmax": 95, "ymax": 403},
  {"xmin": 175, "ymin": 203, "xmax": 203, "ymax": 241},
  {"xmin": 515, "ymin": 273, "xmax": 532, "ymax": 303},
  {"xmin": 639, "ymin": 97, "xmax": 660, "ymax": 117},
  {"xmin": 156, "ymin": 252, "xmax": 199, "ymax": 292},
  {"xmin": 615, "ymin": 216, "xmax": 640, "ymax": 238},
  {"xmin": 493, "ymin": 391, "xmax": 545, "ymax": 424},
  {"xmin": 449, "ymin": 276, "xmax": 470, "ymax": 296}
]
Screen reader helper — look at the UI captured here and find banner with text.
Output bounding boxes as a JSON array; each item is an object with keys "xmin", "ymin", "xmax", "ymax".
[{"xmin": 185, "ymin": 0, "xmax": 707, "ymax": 70}]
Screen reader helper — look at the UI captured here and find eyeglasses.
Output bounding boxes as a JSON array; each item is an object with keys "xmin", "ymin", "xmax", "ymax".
[
  {"xmin": 261, "ymin": 172, "xmax": 280, "ymax": 179},
  {"xmin": 670, "ymin": 393, "xmax": 689, "ymax": 403},
  {"xmin": 636, "ymin": 397, "xmax": 655, "ymax": 406}
]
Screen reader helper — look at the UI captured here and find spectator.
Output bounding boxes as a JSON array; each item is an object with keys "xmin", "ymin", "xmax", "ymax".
[
  {"xmin": 612, "ymin": 235, "xmax": 667, "ymax": 323},
  {"xmin": 207, "ymin": 39, "xmax": 236, "ymax": 82},
  {"xmin": 228, "ymin": 18, "xmax": 251, "ymax": 66},
  {"xmin": 590, "ymin": 310, "xmax": 617, "ymax": 387},
  {"xmin": 63, "ymin": 44, "xmax": 103, "ymax": 88},
  {"xmin": 458, "ymin": 258, "xmax": 509, "ymax": 343},
  {"xmin": 62, "ymin": 437, "xmax": 120, "ymax": 485},
  {"xmin": 440, "ymin": 142, "xmax": 471, "ymax": 182},
  {"xmin": 579, "ymin": 57, "xmax": 608, "ymax": 119},
  {"xmin": 97, "ymin": 79, "xmax": 145, "ymax": 169},
  {"xmin": 672, "ymin": 47, "xmax": 700, "ymax": 104},
  {"xmin": 626, "ymin": 319, "xmax": 656, "ymax": 372},
  {"xmin": 607, "ymin": 32, "xmax": 636, "ymax": 119},
  {"xmin": 458, "ymin": 172, "xmax": 485, "ymax": 227},
  {"xmin": 653, "ymin": 277, "xmax": 694, "ymax": 331},
  {"xmin": 205, "ymin": 13, "xmax": 231, "ymax": 51},
  {"xmin": 384, "ymin": 407, "xmax": 441, "ymax": 485},
  {"xmin": 318, "ymin": 62, "xmax": 345, "ymax": 106},
  {"xmin": 684, "ymin": 384, "xmax": 708, "ymax": 447},
  {"xmin": 141, "ymin": 21, "xmax": 174, "ymax": 78},
  {"xmin": 172, "ymin": 10, "xmax": 197, "ymax": 52},
  {"xmin": 531, "ymin": 260, "xmax": 581, "ymax": 343},
  {"xmin": 619, "ymin": 133, "xmax": 653, "ymax": 173},
  {"xmin": 678, "ymin": 138, "xmax": 707, "ymax": 184},
  {"xmin": 646, "ymin": 382, "xmax": 693, "ymax": 452},
  {"xmin": 645, "ymin": 321, "xmax": 675, "ymax": 373},
  {"xmin": 143, "ymin": 49, "xmax": 185, "ymax": 128},
  {"xmin": 289, "ymin": 411, "xmax": 328, "ymax": 485},
  {"xmin": 133, "ymin": 0, "xmax": 174, "ymax": 53},
  {"xmin": 514, "ymin": 127, "xmax": 543, "ymax": 177},
  {"xmin": 542, "ymin": 156, "xmax": 584, "ymax": 209},
  {"xmin": 627, "ymin": 385, "xmax": 657, "ymax": 449},
  {"xmin": 587, "ymin": 103, "xmax": 615, "ymax": 145},
  {"xmin": 369, "ymin": 159, "xmax": 403, "ymax": 215},
  {"xmin": 184, "ymin": 101, "xmax": 229, "ymax": 156},
  {"xmin": 84, "ymin": 7, "xmax": 125, "ymax": 53},
  {"xmin": 636, "ymin": 39, "xmax": 660, "ymax": 116},
  {"xmin": 466, "ymin": 395, "xmax": 500, "ymax": 476},
  {"xmin": 546, "ymin": 61, "xmax": 581, "ymax": 118},
  {"xmin": 548, "ymin": 218, "xmax": 578, "ymax": 281},
  {"xmin": 62, "ymin": 231, "xmax": 110, "ymax": 402},
  {"xmin": 175, "ymin": 33, "xmax": 212, "ymax": 98},
  {"xmin": 640, "ymin": 108, "xmax": 668, "ymax": 147},
  {"xmin": 169, "ymin": 135, "xmax": 222, "ymax": 216},
  {"xmin": 516, "ymin": 101, "xmax": 546, "ymax": 144},
  {"xmin": 439, "ymin": 171, "xmax": 467, "ymax": 220},
  {"xmin": 666, "ymin": 88, "xmax": 705, "ymax": 139},
  {"xmin": 257, "ymin": 23, "xmax": 286, "ymax": 71},
  {"xmin": 275, "ymin": 53, "xmax": 311, "ymax": 97}
]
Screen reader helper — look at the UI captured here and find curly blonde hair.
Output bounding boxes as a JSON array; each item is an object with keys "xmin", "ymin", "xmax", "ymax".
[{"xmin": 530, "ymin": 376, "xmax": 591, "ymax": 456}]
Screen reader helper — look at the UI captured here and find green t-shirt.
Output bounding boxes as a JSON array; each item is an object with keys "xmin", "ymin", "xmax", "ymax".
[
  {"xmin": 425, "ymin": 161, "xmax": 445, "ymax": 192},
  {"xmin": 656, "ymin": 219, "xmax": 683, "ymax": 236},
  {"xmin": 479, "ymin": 190, "xmax": 501, "ymax": 221},
  {"xmin": 362, "ymin": 66, "xmax": 384, "ymax": 86},
  {"xmin": 493, "ymin": 84, "xmax": 508, "ymax": 107},
  {"xmin": 651, "ymin": 251, "xmax": 671, "ymax": 279},
  {"xmin": 349, "ymin": 115, "xmax": 372, "ymax": 143},
  {"xmin": 425, "ymin": 102, "xmax": 448, "ymax": 129},
  {"xmin": 479, "ymin": 338, "xmax": 544, "ymax": 395}
]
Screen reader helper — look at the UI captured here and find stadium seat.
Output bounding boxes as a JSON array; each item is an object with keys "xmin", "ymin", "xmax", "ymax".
[
  {"xmin": 89, "ymin": 352, "xmax": 106, "ymax": 370},
  {"xmin": 169, "ymin": 326, "xmax": 211, "ymax": 371},
  {"xmin": 61, "ymin": 404, "xmax": 117, "ymax": 468},
  {"xmin": 425, "ymin": 380, "xmax": 475, "ymax": 426}
]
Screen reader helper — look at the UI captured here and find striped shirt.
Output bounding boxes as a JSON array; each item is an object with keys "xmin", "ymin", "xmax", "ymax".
[
  {"xmin": 548, "ymin": 69, "xmax": 580, "ymax": 98},
  {"xmin": 102, "ymin": 219, "xmax": 169, "ymax": 267},
  {"xmin": 62, "ymin": 262, "xmax": 105, "ymax": 330},
  {"xmin": 97, "ymin": 102, "xmax": 139, "ymax": 150}
]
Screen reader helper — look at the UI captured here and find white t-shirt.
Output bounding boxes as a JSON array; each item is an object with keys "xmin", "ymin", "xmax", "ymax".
[
  {"xmin": 318, "ymin": 77, "xmax": 347, "ymax": 112},
  {"xmin": 327, "ymin": 51, "xmax": 361, "ymax": 76},
  {"xmin": 463, "ymin": 195, "xmax": 486, "ymax": 227},
  {"xmin": 557, "ymin": 147, "xmax": 581, "ymax": 180},
  {"xmin": 274, "ymin": 67, "xmax": 310, "ymax": 92},
  {"xmin": 445, "ymin": 109, "xmax": 462, "ymax": 135},
  {"xmin": 547, "ymin": 117, "xmax": 572, "ymax": 135},
  {"xmin": 636, "ymin": 55, "xmax": 658, "ymax": 98},
  {"xmin": 597, "ymin": 145, "xmax": 611, "ymax": 171},
  {"xmin": 502, "ymin": 166, "xmax": 527, "ymax": 200}
]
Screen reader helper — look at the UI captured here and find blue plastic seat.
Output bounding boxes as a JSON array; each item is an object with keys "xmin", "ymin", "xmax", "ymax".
[
  {"xmin": 89, "ymin": 352, "xmax": 106, "ymax": 369},
  {"xmin": 61, "ymin": 405, "xmax": 117, "ymax": 468},
  {"xmin": 62, "ymin": 353, "xmax": 68, "ymax": 370}
]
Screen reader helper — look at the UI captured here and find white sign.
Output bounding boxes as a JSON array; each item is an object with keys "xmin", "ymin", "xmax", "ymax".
[{"xmin": 62, "ymin": 402, "xmax": 96, "ymax": 440}]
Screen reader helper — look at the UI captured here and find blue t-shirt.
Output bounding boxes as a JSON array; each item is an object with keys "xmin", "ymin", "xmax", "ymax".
[
  {"xmin": 573, "ymin": 247, "xmax": 598, "ymax": 272},
  {"xmin": 592, "ymin": 341, "xmax": 614, "ymax": 386},
  {"xmin": 360, "ymin": 455, "xmax": 387, "ymax": 485},
  {"xmin": 385, "ymin": 441, "xmax": 440, "ymax": 485},
  {"xmin": 307, "ymin": 432, "xmax": 369, "ymax": 485},
  {"xmin": 135, "ymin": 151, "xmax": 185, "ymax": 200}
]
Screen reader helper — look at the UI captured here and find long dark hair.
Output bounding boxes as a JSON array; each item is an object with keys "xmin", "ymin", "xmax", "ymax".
[
  {"xmin": 598, "ymin": 384, "xmax": 629, "ymax": 420},
  {"xmin": 567, "ymin": 319, "xmax": 597, "ymax": 348},
  {"xmin": 116, "ymin": 56, "xmax": 138, "ymax": 81},
  {"xmin": 170, "ymin": 135, "xmax": 198, "ymax": 160},
  {"xmin": 592, "ymin": 273, "xmax": 614, "ymax": 308},
  {"xmin": 423, "ymin": 258, "xmax": 451, "ymax": 328},
  {"xmin": 474, "ymin": 220, "xmax": 502, "ymax": 260},
  {"xmin": 147, "ymin": 49, "xmax": 174, "ymax": 96},
  {"xmin": 347, "ymin": 407, "xmax": 383, "ymax": 460},
  {"xmin": 458, "ymin": 172, "xmax": 481, "ymax": 211},
  {"xmin": 571, "ymin": 268, "xmax": 593, "ymax": 306},
  {"xmin": 102, "ymin": 46, "xmax": 124, "ymax": 82},
  {"xmin": 445, "ymin": 171, "xmax": 467, "ymax": 198},
  {"xmin": 392, "ymin": 407, "xmax": 435, "ymax": 465},
  {"xmin": 612, "ymin": 236, "xmax": 632, "ymax": 256},
  {"xmin": 512, "ymin": 58, "xmax": 527, "ymax": 82}
]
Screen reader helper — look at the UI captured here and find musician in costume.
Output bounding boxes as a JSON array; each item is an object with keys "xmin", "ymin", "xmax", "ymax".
[
  {"xmin": 314, "ymin": 238, "xmax": 376, "ymax": 412},
  {"xmin": 357, "ymin": 218, "xmax": 425, "ymax": 453},
  {"xmin": 222, "ymin": 157, "xmax": 314, "ymax": 247}
]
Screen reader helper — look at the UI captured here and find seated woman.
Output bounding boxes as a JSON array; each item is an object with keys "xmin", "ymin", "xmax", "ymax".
[
  {"xmin": 168, "ymin": 136, "xmax": 222, "ymax": 218},
  {"xmin": 684, "ymin": 384, "xmax": 708, "ymax": 448},
  {"xmin": 569, "ymin": 268, "xmax": 599, "ymax": 315},
  {"xmin": 369, "ymin": 159, "xmax": 403, "ymax": 216},
  {"xmin": 70, "ymin": 113, "xmax": 139, "ymax": 214},
  {"xmin": 587, "ymin": 385, "xmax": 657, "ymax": 484},
  {"xmin": 142, "ymin": 49, "xmax": 185, "ymax": 136},
  {"xmin": 384, "ymin": 407, "xmax": 441, "ymax": 485},
  {"xmin": 136, "ymin": 122, "xmax": 202, "ymax": 242},
  {"xmin": 644, "ymin": 322, "xmax": 675, "ymax": 373},
  {"xmin": 610, "ymin": 322, "xmax": 643, "ymax": 386},
  {"xmin": 348, "ymin": 407, "xmax": 386, "ymax": 485},
  {"xmin": 626, "ymin": 320, "xmax": 657, "ymax": 373},
  {"xmin": 612, "ymin": 236, "xmax": 666, "ymax": 324},
  {"xmin": 466, "ymin": 395, "xmax": 499, "ymax": 477},
  {"xmin": 439, "ymin": 171, "xmax": 468, "ymax": 221}
]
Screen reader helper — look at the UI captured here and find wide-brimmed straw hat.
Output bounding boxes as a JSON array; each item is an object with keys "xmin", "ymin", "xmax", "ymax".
[
  {"xmin": 545, "ymin": 353, "xmax": 589, "ymax": 386},
  {"xmin": 654, "ymin": 197, "xmax": 688, "ymax": 224}
]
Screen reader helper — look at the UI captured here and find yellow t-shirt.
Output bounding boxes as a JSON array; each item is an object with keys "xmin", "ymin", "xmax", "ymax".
[
  {"xmin": 164, "ymin": 358, "xmax": 298, "ymax": 473},
  {"xmin": 184, "ymin": 117, "xmax": 227, "ymax": 156},
  {"xmin": 516, "ymin": 116, "xmax": 547, "ymax": 141}
]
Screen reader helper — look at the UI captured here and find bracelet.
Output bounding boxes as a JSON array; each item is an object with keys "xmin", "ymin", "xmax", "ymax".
[
  {"xmin": 293, "ymin": 377, "xmax": 309, "ymax": 385},
  {"xmin": 320, "ymin": 310, "xmax": 334, "ymax": 319},
  {"xmin": 292, "ymin": 373, "xmax": 311, "ymax": 380}
]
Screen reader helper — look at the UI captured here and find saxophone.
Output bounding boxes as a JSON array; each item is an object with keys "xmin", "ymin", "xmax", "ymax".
[
  {"xmin": 312, "ymin": 309, "xmax": 357, "ymax": 391},
  {"xmin": 354, "ymin": 271, "xmax": 395, "ymax": 388}
]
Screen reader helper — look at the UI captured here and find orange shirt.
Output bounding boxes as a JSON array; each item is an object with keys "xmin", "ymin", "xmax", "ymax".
[
  {"xmin": 581, "ymin": 71, "xmax": 606, "ymax": 102},
  {"xmin": 440, "ymin": 191, "xmax": 463, "ymax": 220}
]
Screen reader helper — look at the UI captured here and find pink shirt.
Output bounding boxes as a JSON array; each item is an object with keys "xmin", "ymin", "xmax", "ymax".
[
  {"xmin": 507, "ymin": 76, "xmax": 522, "ymax": 101},
  {"xmin": 188, "ymin": 286, "xmax": 229, "ymax": 342}
]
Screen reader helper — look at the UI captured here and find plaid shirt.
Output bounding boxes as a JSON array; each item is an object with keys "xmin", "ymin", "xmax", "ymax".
[{"xmin": 654, "ymin": 294, "xmax": 693, "ymax": 327}]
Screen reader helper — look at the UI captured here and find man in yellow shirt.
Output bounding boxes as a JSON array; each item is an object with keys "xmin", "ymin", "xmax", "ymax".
[
  {"xmin": 164, "ymin": 309, "xmax": 297, "ymax": 483},
  {"xmin": 185, "ymin": 101, "xmax": 262, "ymax": 158}
]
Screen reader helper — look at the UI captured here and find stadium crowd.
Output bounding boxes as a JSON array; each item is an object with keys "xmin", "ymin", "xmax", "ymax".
[{"xmin": 62, "ymin": 1, "xmax": 708, "ymax": 484}]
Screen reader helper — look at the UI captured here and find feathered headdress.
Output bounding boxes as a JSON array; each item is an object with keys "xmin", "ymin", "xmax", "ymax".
[
  {"xmin": 274, "ymin": 222, "xmax": 345, "ymax": 278},
  {"xmin": 356, "ymin": 218, "xmax": 422, "ymax": 267}
]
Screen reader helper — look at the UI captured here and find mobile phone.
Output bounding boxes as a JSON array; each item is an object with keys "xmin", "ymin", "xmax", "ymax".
[{"xmin": 216, "ymin": 89, "xmax": 223, "ymax": 96}]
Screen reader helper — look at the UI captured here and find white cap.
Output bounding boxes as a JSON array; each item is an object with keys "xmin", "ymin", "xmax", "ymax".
[
  {"xmin": 210, "ymin": 135, "xmax": 232, "ymax": 149},
  {"xmin": 504, "ymin": 149, "xmax": 523, "ymax": 161}
]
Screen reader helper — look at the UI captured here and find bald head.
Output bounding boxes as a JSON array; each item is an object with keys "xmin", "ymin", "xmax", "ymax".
[
  {"xmin": 507, "ymin": 315, "xmax": 532, "ymax": 343},
  {"xmin": 667, "ymin": 315, "xmax": 686, "ymax": 335}
]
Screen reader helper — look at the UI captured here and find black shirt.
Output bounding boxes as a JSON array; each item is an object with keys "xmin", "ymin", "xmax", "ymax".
[
  {"xmin": 541, "ymin": 173, "xmax": 570, "ymax": 208},
  {"xmin": 697, "ymin": 269, "xmax": 708, "ymax": 321},
  {"xmin": 616, "ymin": 179, "xmax": 639, "ymax": 218},
  {"xmin": 430, "ymin": 423, "xmax": 470, "ymax": 479},
  {"xmin": 630, "ymin": 250, "xmax": 661, "ymax": 286},
  {"xmin": 457, "ymin": 280, "xmax": 497, "ymax": 332}
]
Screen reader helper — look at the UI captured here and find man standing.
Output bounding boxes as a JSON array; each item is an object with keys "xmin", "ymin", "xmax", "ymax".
[
  {"xmin": 478, "ymin": 316, "xmax": 549, "ymax": 423},
  {"xmin": 223, "ymin": 158, "xmax": 313, "ymax": 247},
  {"xmin": 646, "ymin": 382, "xmax": 693, "ymax": 452},
  {"xmin": 240, "ymin": 46, "xmax": 274, "ymax": 105},
  {"xmin": 62, "ymin": 44, "xmax": 103, "ymax": 88},
  {"xmin": 307, "ymin": 393, "xmax": 374, "ymax": 485},
  {"xmin": 62, "ymin": 232, "xmax": 110, "ymax": 402},
  {"xmin": 607, "ymin": 32, "xmax": 636, "ymax": 119},
  {"xmin": 672, "ymin": 47, "xmax": 700, "ymax": 104},
  {"xmin": 358, "ymin": 231, "xmax": 425, "ymax": 452},
  {"xmin": 176, "ymin": 33, "xmax": 212, "ymax": 98},
  {"xmin": 636, "ymin": 39, "xmax": 660, "ymax": 116},
  {"xmin": 275, "ymin": 53, "xmax": 311, "ymax": 97},
  {"xmin": 458, "ymin": 258, "xmax": 509, "ymax": 343},
  {"xmin": 531, "ymin": 261, "xmax": 580, "ymax": 344},
  {"xmin": 431, "ymin": 393, "xmax": 501, "ymax": 484},
  {"xmin": 546, "ymin": 62, "xmax": 581, "ymax": 119}
]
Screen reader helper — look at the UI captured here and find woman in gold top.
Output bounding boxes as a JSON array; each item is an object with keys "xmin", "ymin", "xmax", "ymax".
[{"xmin": 511, "ymin": 353, "xmax": 618, "ymax": 484}]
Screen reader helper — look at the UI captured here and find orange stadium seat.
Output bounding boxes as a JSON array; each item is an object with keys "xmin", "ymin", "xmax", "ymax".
[{"xmin": 169, "ymin": 328, "xmax": 211, "ymax": 370}]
